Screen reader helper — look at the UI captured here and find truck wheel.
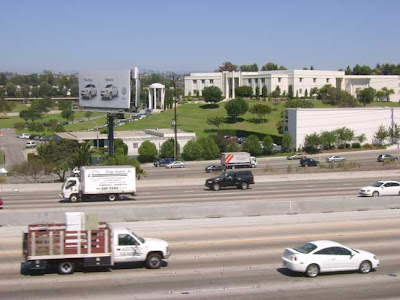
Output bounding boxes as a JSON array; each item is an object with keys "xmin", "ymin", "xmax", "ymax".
[
  {"xmin": 69, "ymin": 194, "xmax": 79, "ymax": 203},
  {"xmin": 241, "ymin": 182, "xmax": 249, "ymax": 190},
  {"xmin": 58, "ymin": 261, "xmax": 74, "ymax": 275},
  {"xmin": 145, "ymin": 253, "xmax": 162, "ymax": 269},
  {"xmin": 213, "ymin": 183, "xmax": 220, "ymax": 191},
  {"xmin": 108, "ymin": 194, "xmax": 117, "ymax": 201}
]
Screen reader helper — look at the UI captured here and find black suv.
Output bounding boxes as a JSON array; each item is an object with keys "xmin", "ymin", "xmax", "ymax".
[
  {"xmin": 300, "ymin": 158, "xmax": 319, "ymax": 167},
  {"xmin": 205, "ymin": 171, "xmax": 254, "ymax": 191},
  {"xmin": 154, "ymin": 158, "xmax": 174, "ymax": 167}
]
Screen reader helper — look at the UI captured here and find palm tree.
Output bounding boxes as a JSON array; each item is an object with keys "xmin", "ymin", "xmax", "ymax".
[{"xmin": 72, "ymin": 141, "xmax": 98, "ymax": 167}]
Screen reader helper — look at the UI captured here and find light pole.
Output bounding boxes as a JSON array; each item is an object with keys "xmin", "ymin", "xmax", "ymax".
[
  {"xmin": 172, "ymin": 74, "xmax": 179, "ymax": 161},
  {"xmin": 92, "ymin": 121, "xmax": 99, "ymax": 150}
]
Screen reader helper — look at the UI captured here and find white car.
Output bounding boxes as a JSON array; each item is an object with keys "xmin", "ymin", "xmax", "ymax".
[
  {"xmin": 326, "ymin": 155, "xmax": 346, "ymax": 163},
  {"xmin": 17, "ymin": 133, "xmax": 30, "ymax": 139},
  {"xmin": 80, "ymin": 84, "xmax": 97, "ymax": 99},
  {"xmin": 359, "ymin": 180, "xmax": 400, "ymax": 197},
  {"xmin": 165, "ymin": 161, "xmax": 186, "ymax": 168},
  {"xmin": 281, "ymin": 240, "xmax": 379, "ymax": 278},
  {"xmin": 25, "ymin": 141, "xmax": 37, "ymax": 148},
  {"xmin": 101, "ymin": 84, "xmax": 119, "ymax": 100},
  {"xmin": 0, "ymin": 167, "xmax": 8, "ymax": 176}
]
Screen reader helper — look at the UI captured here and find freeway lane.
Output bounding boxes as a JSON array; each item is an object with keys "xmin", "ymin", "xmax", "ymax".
[
  {"xmin": 0, "ymin": 210, "xmax": 399, "ymax": 300},
  {"xmin": 1, "ymin": 176, "xmax": 399, "ymax": 210}
]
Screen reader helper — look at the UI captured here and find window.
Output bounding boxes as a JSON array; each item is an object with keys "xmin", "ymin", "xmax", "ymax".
[
  {"xmin": 293, "ymin": 242, "xmax": 317, "ymax": 254},
  {"xmin": 326, "ymin": 78, "xmax": 330, "ymax": 83},
  {"xmin": 313, "ymin": 78, "xmax": 316, "ymax": 83},
  {"xmin": 278, "ymin": 78, "xmax": 281, "ymax": 83},
  {"xmin": 193, "ymin": 80, "xmax": 197, "ymax": 84},
  {"xmin": 255, "ymin": 79, "xmax": 258, "ymax": 84},
  {"xmin": 210, "ymin": 79, "xmax": 214, "ymax": 84},
  {"xmin": 118, "ymin": 234, "xmax": 136, "ymax": 246},
  {"xmin": 299, "ymin": 78, "xmax": 303, "ymax": 83},
  {"xmin": 202, "ymin": 80, "xmax": 205, "ymax": 84},
  {"xmin": 261, "ymin": 78, "xmax": 265, "ymax": 84},
  {"xmin": 334, "ymin": 247, "xmax": 352, "ymax": 256},
  {"xmin": 314, "ymin": 247, "xmax": 334, "ymax": 255},
  {"xmin": 248, "ymin": 79, "xmax": 252, "ymax": 84},
  {"xmin": 133, "ymin": 143, "xmax": 139, "ymax": 148},
  {"xmin": 299, "ymin": 89, "xmax": 302, "ymax": 94}
]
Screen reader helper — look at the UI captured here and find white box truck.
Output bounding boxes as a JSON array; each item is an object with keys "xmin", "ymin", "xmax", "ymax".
[
  {"xmin": 60, "ymin": 166, "xmax": 136, "ymax": 202},
  {"xmin": 22, "ymin": 212, "xmax": 170, "ymax": 275},
  {"xmin": 221, "ymin": 152, "xmax": 257, "ymax": 169}
]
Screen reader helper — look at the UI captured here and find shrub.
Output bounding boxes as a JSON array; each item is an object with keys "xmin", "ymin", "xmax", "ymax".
[{"xmin": 351, "ymin": 142, "xmax": 361, "ymax": 148}]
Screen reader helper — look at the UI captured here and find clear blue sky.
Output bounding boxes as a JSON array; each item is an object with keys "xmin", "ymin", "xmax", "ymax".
[{"xmin": 1, "ymin": 0, "xmax": 399, "ymax": 74}]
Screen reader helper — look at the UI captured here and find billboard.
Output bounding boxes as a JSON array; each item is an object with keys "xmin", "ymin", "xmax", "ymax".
[{"xmin": 79, "ymin": 70, "xmax": 131, "ymax": 110}]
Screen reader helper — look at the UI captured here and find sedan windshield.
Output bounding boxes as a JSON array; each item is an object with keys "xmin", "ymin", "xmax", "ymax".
[
  {"xmin": 371, "ymin": 181, "xmax": 384, "ymax": 187},
  {"xmin": 293, "ymin": 242, "xmax": 317, "ymax": 254},
  {"xmin": 105, "ymin": 84, "xmax": 113, "ymax": 88}
]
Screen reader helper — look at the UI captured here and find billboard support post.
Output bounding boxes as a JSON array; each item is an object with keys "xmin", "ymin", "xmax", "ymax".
[{"xmin": 107, "ymin": 113, "xmax": 115, "ymax": 157}]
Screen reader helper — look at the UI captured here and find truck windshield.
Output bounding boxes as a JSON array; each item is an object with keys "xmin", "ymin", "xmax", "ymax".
[{"xmin": 131, "ymin": 231, "xmax": 145, "ymax": 243}]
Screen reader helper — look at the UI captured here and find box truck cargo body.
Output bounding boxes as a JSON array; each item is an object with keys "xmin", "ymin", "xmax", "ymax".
[
  {"xmin": 22, "ymin": 212, "xmax": 170, "ymax": 275},
  {"xmin": 60, "ymin": 166, "xmax": 136, "ymax": 202},
  {"xmin": 221, "ymin": 152, "xmax": 257, "ymax": 169}
]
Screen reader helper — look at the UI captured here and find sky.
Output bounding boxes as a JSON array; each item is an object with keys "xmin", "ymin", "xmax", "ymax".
[{"xmin": 1, "ymin": 0, "xmax": 399, "ymax": 74}]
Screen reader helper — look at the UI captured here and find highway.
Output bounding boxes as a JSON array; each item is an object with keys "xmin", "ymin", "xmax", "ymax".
[{"xmin": 0, "ymin": 210, "xmax": 399, "ymax": 300}]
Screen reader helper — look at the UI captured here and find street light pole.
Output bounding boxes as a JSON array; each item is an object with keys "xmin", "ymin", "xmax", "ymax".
[
  {"xmin": 92, "ymin": 121, "xmax": 99, "ymax": 151},
  {"xmin": 172, "ymin": 74, "xmax": 178, "ymax": 161}
]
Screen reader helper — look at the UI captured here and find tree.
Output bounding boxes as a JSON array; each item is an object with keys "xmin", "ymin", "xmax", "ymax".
[
  {"xmin": 261, "ymin": 62, "xmax": 278, "ymax": 71},
  {"xmin": 72, "ymin": 141, "xmax": 98, "ymax": 168},
  {"xmin": 355, "ymin": 134, "xmax": 366, "ymax": 144},
  {"xmin": 249, "ymin": 103, "xmax": 271, "ymax": 123},
  {"xmin": 5, "ymin": 82, "xmax": 16, "ymax": 97},
  {"xmin": 0, "ymin": 98, "xmax": 15, "ymax": 114},
  {"xmin": 114, "ymin": 138, "xmax": 128, "ymax": 155},
  {"xmin": 225, "ymin": 98, "xmax": 248, "ymax": 120},
  {"xmin": 217, "ymin": 62, "xmax": 238, "ymax": 72},
  {"xmin": 271, "ymin": 86, "xmax": 281, "ymax": 98},
  {"xmin": 0, "ymin": 73, "xmax": 6, "ymax": 85},
  {"xmin": 242, "ymin": 135, "xmax": 263, "ymax": 156},
  {"xmin": 375, "ymin": 87, "xmax": 394, "ymax": 102},
  {"xmin": 31, "ymin": 97, "xmax": 54, "ymax": 113},
  {"xmin": 388, "ymin": 123, "xmax": 400, "ymax": 142},
  {"xmin": 225, "ymin": 140, "xmax": 240, "ymax": 152},
  {"xmin": 304, "ymin": 89, "xmax": 308, "ymax": 98},
  {"xmin": 61, "ymin": 108, "xmax": 75, "ymax": 122},
  {"xmin": 39, "ymin": 81, "xmax": 52, "ymax": 97},
  {"xmin": 207, "ymin": 116, "xmax": 225, "ymax": 130},
  {"xmin": 19, "ymin": 107, "xmax": 43, "ymax": 123},
  {"xmin": 310, "ymin": 87, "xmax": 318, "ymax": 98},
  {"xmin": 310, "ymin": 66, "xmax": 315, "ymax": 70},
  {"xmin": 138, "ymin": 141, "xmax": 158, "ymax": 162},
  {"xmin": 358, "ymin": 87, "xmax": 376, "ymax": 106},
  {"xmin": 255, "ymin": 86, "xmax": 260, "ymax": 99},
  {"xmin": 261, "ymin": 86, "xmax": 268, "ymax": 98},
  {"xmin": 317, "ymin": 84, "xmax": 358, "ymax": 107},
  {"xmin": 202, "ymin": 86, "xmax": 222, "ymax": 103},
  {"xmin": 36, "ymin": 139, "xmax": 79, "ymax": 181},
  {"xmin": 281, "ymin": 134, "xmax": 293, "ymax": 151},
  {"xmin": 84, "ymin": 111, "xmax": 93, "ymax": 118},
  {"xmin": 334, "ymin": 127, "xmax": 355, "ymax": 146},
  {"xmin": 288, "ymin": 85, "xmax": 294, "ymax": 99},
  {"xmin": 182, "ymin": 140, "xmax": 202, "ymax": 160},
  {"xmin": 345, "ymin": 65, "xmax": 352, "ymax": 75},
  {"xmin": 304, "ymin": 133, "xmax": 321, "ymax": 152},
  {"xmin": 262, "ymin": 135, "xmax": 274, "ymax": 155},
  {"xmin": 319, "ymin": 131, "xmax": 336, "ymax": 149},
  {"xmin": 9, "ymin": 159, "xmax": 53, "ymax": 183},
  {"xmin": 196, "ymin": 136, "xmax": 220, "ymax": 160},
  {"xmin": 101, "ymin": 153, "xmax": 144, "ymax": 178},
  {"xmin": 160, "ymin": 138, "xmax": 179, "ymax": 158},
  {"xmin": 235, "ymin": 86, "xmax": 253, "ymax": 98},
  {"xmin": 240, "ymin": 64, "xmax": 258, "ymax": 71},
  {"xmin": 374, "ymin": 125, "xmax": 388, "ymax": 145}
]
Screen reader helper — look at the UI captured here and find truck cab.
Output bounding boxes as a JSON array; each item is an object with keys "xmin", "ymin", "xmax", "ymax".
[
  {"xmin": 61, "ymin": 177, "xmax": 80, "ymax": 202},
  {"xmin": 113, "ymin": 227, "xmax": 170, "ymax": 268}
]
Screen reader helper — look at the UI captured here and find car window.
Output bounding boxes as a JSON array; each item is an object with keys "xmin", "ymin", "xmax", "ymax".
[
  {"xmin": 392, "ymin": 182, "xmax": 400, "ymax": 187},
  {"xmin": 372, "ymin": 181, "xmax": 384, "ymax": 187},
  {"xmin": 118, "ymin": 234, "xmax": 136, "ymax": 246},
  {"xmin": 293, "ymin": 242, "xmax": 317, "ymax": 254},
  {"xmin": 314, "ymin": 247, "xmax": 336, "ymax": 255},
  {"xmin": 384, "ymin": 183, "xmax": 393, "ymax": 187},
  {"xmin": 334, "ymin": 247, "xmax": 352, "ymax": 255}
]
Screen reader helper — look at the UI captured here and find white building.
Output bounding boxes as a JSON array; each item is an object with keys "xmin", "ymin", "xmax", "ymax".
[
  {"xmin": 284, "ymin": 107, "xmax": 400, "ymax": 150},
  {"xmin": 56, "ymin": 129, "xmax": 196, "ymax": 156},
  {"xmin": 184, "ymin": 70, "xmax": 400, "ymax": 102}
]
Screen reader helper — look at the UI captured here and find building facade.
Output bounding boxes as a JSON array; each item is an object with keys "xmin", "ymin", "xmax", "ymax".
[
  {"xmin": 56, "ymin": 129, "xmax": 196, "ymax": 156},
  {"xmin": 184, "ymin": 70, "xmax": 400, "ymax": 102},
  {"xmin": 284, "ymin": 107, "xmax": 400, "ymax": 150}
]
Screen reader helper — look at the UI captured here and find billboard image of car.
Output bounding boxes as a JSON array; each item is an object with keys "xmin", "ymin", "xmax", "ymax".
[
  {"xmin": 79, "ymin": 70, "xmax": 130, "ymax": 109},
  {"xmin": 101, "ymin": 84, "xmax": 119, "ymax": 100}
]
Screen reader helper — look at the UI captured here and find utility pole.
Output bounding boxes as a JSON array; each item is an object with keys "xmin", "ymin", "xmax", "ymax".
[{"xmin": 172, "ymin": 74, "xmax": 178, "ymax": 161}]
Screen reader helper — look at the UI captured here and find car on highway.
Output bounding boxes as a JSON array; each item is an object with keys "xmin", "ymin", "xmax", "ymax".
[
  {"xmin": 0, "ymin": 167, "xmax": 8, "ymax": 176},
  {"xmin": 281, "ymin": 240, "xmax": 379, "ymax": 278},
  {"xmin": 101, "ymin": 84, "xmax": 119, "ymax": 100},
  {"xmin": 166, "ymin": 161, "xmax": 186, "ymax": 168},
  {"xmin": 300, "ymin": 158, "xmax": 319, "ymax": 167},
  {"xmin": 359, "ymin": 180, "xmax": 400, "ymax": 197},
  {"xmin": 287, "ymin": 152, "xmax": 307, "ymax": 160},
  {"xmin": 80, "ymin": 84, "xmax": 97, "ymax": 99},
  {"xmin": 0, "ymin": 197, "xmax": 3, "ymax": 209},
  {"xmin": 25, "ymin": 141, "xmax": 37, "ymax": 148},
  {"xmin": 17, "ymin": 133, "xmax": 30, "ymax": 139},
  {"xmin": 205, "ymin": 165, "xmax": 223, "ymax": 173},
  {"xmin": 205, "ymin": 170, "xmax": 254, "ymax": 191},
  {"xmin": 326, "ymin": 155, "xmax": 346, "ymax": 163},
  {"xmin": 154, "ymin": 158, "xmax": 174, "ymax": 167},
  {"xmin": 377, "ymin": 154, "xmax": 398, "ymax": 162}
]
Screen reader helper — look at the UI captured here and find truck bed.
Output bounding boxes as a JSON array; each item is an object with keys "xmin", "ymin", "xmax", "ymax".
[{"xmin": 24, "ymin": 222, "xmax": 112, "ymax": 260}]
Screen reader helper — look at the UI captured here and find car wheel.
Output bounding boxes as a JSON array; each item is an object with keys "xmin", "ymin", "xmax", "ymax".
[
  {"xmin": 69, "ymin": 194, "xmax": 79, "ymax": 203},
  {"xmin": 213, "ymin": 183, "xmax": 220, "ymax": 191},
  {"xmin": 359, "ymin": 260, "xmax": 372, "ymax": 274},
  {"xmin": 108, "ymin": 194, "xmax": 117, "ymax": 201},
  {"xmin": 372, "ymin": 191, "xmax": 379, "ymax": 197},
  {"xmin": 58, "ymin": 261, "xmax": 74, "ymax": 275},
  {"xmin": 145, "ymin": 253, "xmax": 162, "ymax": 269},
  {"xmin": 241, "ymin": 182, "xmax": 249, "ymax": 190},
  {"xmin": 305, "ymin": 264, "xmax": 319, "ymax": 278}
]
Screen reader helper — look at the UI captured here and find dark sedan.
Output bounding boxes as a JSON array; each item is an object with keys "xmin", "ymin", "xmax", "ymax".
[
  {"xmin": 205, "ymin": 165, "xmax": 223, "ymax": 173},
  {"xmin": 300, "ymin": 158, "xmax": 319, "ymax": 167},
  {"xmin": 377, "ymin": 154, "xmax": 398, "ymax": 162}
]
